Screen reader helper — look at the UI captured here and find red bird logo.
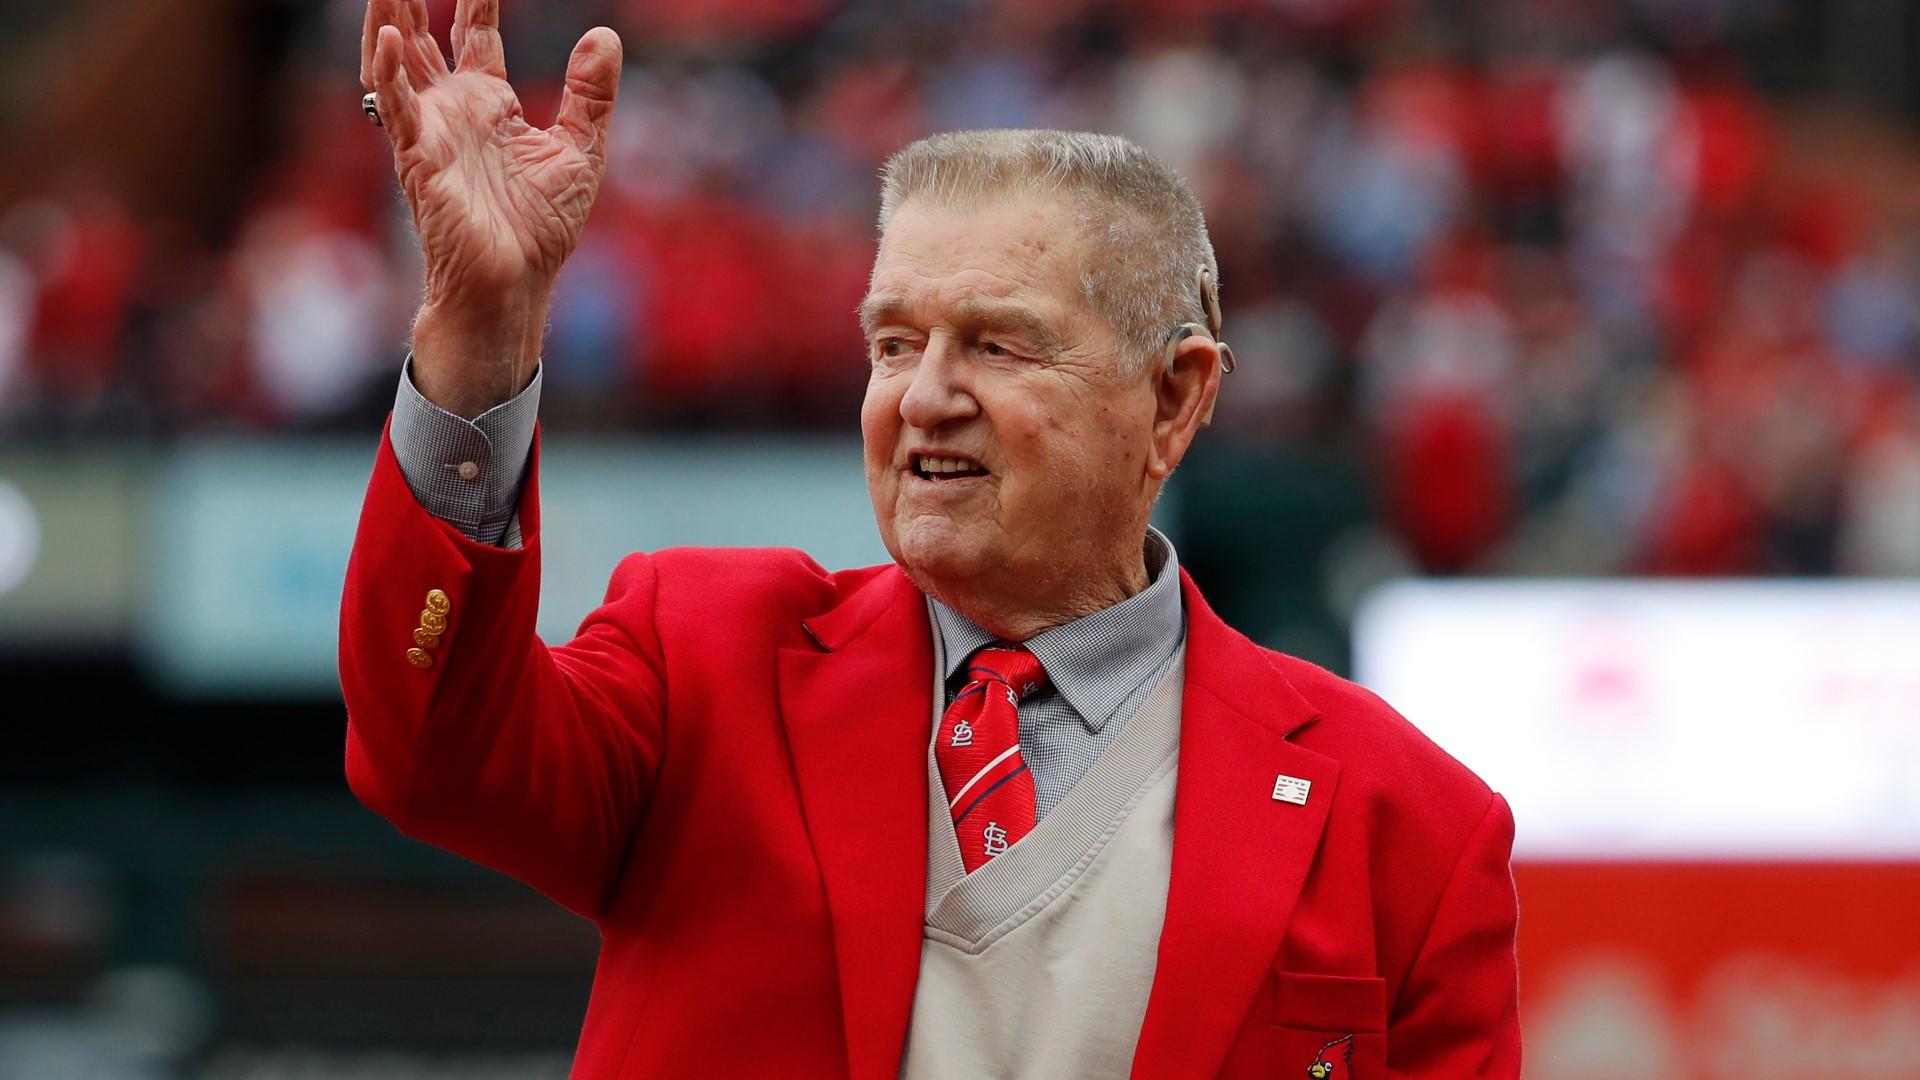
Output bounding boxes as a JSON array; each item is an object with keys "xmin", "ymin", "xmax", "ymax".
[{"xmin": 1306, "ymin": 1034, "xmax": 1355, "ymax": 1078}]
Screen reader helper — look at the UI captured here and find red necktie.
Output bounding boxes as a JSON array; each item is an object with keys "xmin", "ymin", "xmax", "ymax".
[{"xmin": 935, "ymin": 645, "xmax": 1048, "ymax": 873}]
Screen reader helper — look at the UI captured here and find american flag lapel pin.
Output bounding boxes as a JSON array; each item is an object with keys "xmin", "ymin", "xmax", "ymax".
[{"xmin": 1271, "ymin": 774, "xmax": 1311, "ymax": 806}]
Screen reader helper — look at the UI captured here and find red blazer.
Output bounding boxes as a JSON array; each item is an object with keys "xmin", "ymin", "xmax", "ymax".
[{"xmin": 342, "ymin": 433, "xmax": 1520, "ymax": 1079}]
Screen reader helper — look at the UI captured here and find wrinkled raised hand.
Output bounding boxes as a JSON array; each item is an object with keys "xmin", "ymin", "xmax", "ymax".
[{"xmin": 361, "ymin": 0, "xmax": 621, "ymax": 416}]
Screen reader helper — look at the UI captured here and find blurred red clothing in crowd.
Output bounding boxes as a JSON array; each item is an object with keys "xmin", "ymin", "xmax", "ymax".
[
  {"xmin": 0, "ymin": 0, "xmax": 1915, "ymax": 581},
  {"xmin": 25, "ymin": 193, "xmax": 143, "ymax": 411}
]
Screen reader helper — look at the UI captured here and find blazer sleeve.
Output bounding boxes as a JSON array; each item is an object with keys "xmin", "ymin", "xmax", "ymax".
[
  {"xmin": 1387, "ymin": 792, "xmax": 1523, "ymax": 1078},
  {"xmin": 340, "ymin": 424, "xmax": 667, "ymax": 922}
]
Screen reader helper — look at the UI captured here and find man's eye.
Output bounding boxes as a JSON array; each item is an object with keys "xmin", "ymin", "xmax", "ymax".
[
  {"xmin": 877, "ymin": 338, "xmax": 909, "ymax": 358},
  {"xmin": 982, "ymin": 341, "xmax": 1011, "ymax": 358}
]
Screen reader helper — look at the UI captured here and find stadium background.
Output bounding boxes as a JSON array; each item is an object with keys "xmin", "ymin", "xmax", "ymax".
[{"xmin": 1, "ymin": 0, "xmax": 1917, "ymax": 1075}]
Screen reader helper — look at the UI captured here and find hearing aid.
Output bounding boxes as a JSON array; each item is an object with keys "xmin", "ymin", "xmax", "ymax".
[{"xmin": 1165, "ymin": 266, "xmax": 1235, "ymax": 426}]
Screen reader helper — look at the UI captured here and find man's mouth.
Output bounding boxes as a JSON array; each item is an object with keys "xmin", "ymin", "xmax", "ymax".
[{"xmin": 911, "ymin": 453, "xmax": 989, "ymax": 481}]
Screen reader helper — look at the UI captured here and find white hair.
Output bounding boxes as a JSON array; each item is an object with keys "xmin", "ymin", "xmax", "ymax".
[{"xmin": 877, "ymin": 129, "xmax": 1219, "ymax": 374}]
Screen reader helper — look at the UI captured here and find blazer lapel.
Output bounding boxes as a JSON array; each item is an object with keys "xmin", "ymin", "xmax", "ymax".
[
  {"xmin": 777, "ymin": 568, "xmax": 933, "ymax": 1080},
  {"xmin": 1130, "ymin": 572, "xmax": 1339, "ymax": 1080}
]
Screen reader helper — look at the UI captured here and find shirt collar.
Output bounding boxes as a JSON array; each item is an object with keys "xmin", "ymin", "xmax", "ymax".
[{"xmin": 931, "ymin": 527, "xmax": 1186, "ymax": 735}]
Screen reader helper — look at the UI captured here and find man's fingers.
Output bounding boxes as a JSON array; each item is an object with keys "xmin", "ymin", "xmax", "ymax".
[
  {"xmin": 360, "ymin": 0, "xmax": 380, "ymax": 89},
  {"xmin": 399, "ymin": 0, "xmax": 449, "ymax": 87},
  {"xmin": 369, "ymin": 0, "xmax": 445, "ymax": 90},
  {"xmin": 372, "ymin": 25, "xmax": 424, "ymax": 152},
  {"xmin": 362, "ymin": 0, "xmax": 413, "ymax": 89},
  {"xmin": 450, "ymin": 0, "xmax": 468, "ymax": 65},
  {"xmin": 553, "ymin": 27, "xmax": 622, "ymax": 155},
  {"xmin": 363, "ymin": 0, "xmax": 446, "ymax": 91},
  {"xmin": 452, "ymin": 0, "xmax": 508, "ymax": 78}
]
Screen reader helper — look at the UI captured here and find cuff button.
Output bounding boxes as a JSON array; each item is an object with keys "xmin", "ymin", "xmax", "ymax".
[
  {"xmin": 425, "ymin": 589, "xmax": 451, "ymax": 615},
  {"xmin": 406, "ymin": 648, "xmax": 434, "ymax": 670}
]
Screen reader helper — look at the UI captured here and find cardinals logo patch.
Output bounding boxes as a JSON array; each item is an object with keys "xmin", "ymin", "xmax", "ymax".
[{"xmin": 1306, "ymin": 1034, "xmax": 1355, "ymax": 1078}]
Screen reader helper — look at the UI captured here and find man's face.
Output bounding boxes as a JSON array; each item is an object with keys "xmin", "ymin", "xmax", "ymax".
[{"xmin": 860, "ymin": 195, "xmax": 1161, "ymax": 614}]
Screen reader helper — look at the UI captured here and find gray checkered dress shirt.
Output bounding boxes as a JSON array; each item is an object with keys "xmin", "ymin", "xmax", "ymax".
[
  {"xmin": 388, "ymin": 359, "xmax": 543, "ymax": 549},
  {"xmin": 390, "ymin": 367, "xmax": 1187, "ymax": 818},
  {"xmin": 928, "ymin": 534, "xmax": 1184, "ymax": 820}
]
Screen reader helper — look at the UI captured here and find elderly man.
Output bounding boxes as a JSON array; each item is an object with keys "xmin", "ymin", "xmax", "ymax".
[{"xmin": 342, "ymin": 2, "xmax": 1520, "ymax": 1078}]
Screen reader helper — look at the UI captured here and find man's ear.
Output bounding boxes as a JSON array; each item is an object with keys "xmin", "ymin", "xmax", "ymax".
[{"xmin": 1147, "ymin": 331, "xmax": 1223, "ymax": 481}]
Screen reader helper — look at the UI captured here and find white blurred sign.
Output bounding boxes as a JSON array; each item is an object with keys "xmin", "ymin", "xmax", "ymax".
[
  {"xmin": 1353, "ymin": 580, "xmax": 1920, "ymax": 859},
  {"xmin": 143, "ymin": 436, "xmax": 888, "ymax": 696},
  {"xmin": 0, "ymin": 479, "xmax": 39, "ymax": 597}
]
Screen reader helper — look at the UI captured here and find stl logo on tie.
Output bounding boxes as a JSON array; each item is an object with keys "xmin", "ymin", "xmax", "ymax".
[
  {"xmin": 982, "ymin": 821, "xmax": 1010, "ymax": 859},
  {"xmin": 1306, "ymin": 1034, "xmax": 1354, "ymax": 1078},
  {"xmin": 950, "ymin": 719, "xmax": 974, "ymax": 748}
]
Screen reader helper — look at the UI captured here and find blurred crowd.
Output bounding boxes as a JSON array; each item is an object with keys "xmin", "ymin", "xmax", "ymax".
[{"xmin": 3, "ymin": 0, "xmax": 1920, "ymax": 577}]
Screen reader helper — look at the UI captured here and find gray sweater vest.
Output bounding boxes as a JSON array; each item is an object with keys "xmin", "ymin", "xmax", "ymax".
[{"xmin": 901, "ymin": 634, "xmax": 1186, "ymax": 1079}]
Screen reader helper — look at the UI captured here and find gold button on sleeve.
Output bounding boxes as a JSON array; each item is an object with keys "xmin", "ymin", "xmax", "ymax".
[
  {"xmin": 406, "ymin": 648, "xmax": 434, "ymax": 670},
  {"xmin": 413, "ymin": 627, "xmax": 441, "ymax": 648},
  {"xmin": 425, "ymin": 589, "xmax": 451, "ymax": 616},
  {"xmin": 419, "ymin": 610, "xmax": 448, "ymax": 634}
]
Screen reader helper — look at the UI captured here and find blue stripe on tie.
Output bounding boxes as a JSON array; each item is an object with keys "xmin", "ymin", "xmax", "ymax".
[
  {"xmin": 952, "ymin": 684, "xmax": 990, "ymax": 703},
  {"xmin": 967, "ymin": 665, "xmax": 1008, "ymax": 683},
  {"xmin": 953, "ymin": 763, "xmax": 1029, "ymax": 826}
]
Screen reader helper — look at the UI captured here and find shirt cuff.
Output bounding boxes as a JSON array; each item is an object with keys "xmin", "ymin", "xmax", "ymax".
[{"xmin": 388, "ymin": 358, "xmax": 541, "ymax": 548}]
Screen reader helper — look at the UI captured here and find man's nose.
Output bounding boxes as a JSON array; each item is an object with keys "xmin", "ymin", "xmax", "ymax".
[{"xmin": 898, "ymin": 335, "xmax": 979, "ymax": 429}]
